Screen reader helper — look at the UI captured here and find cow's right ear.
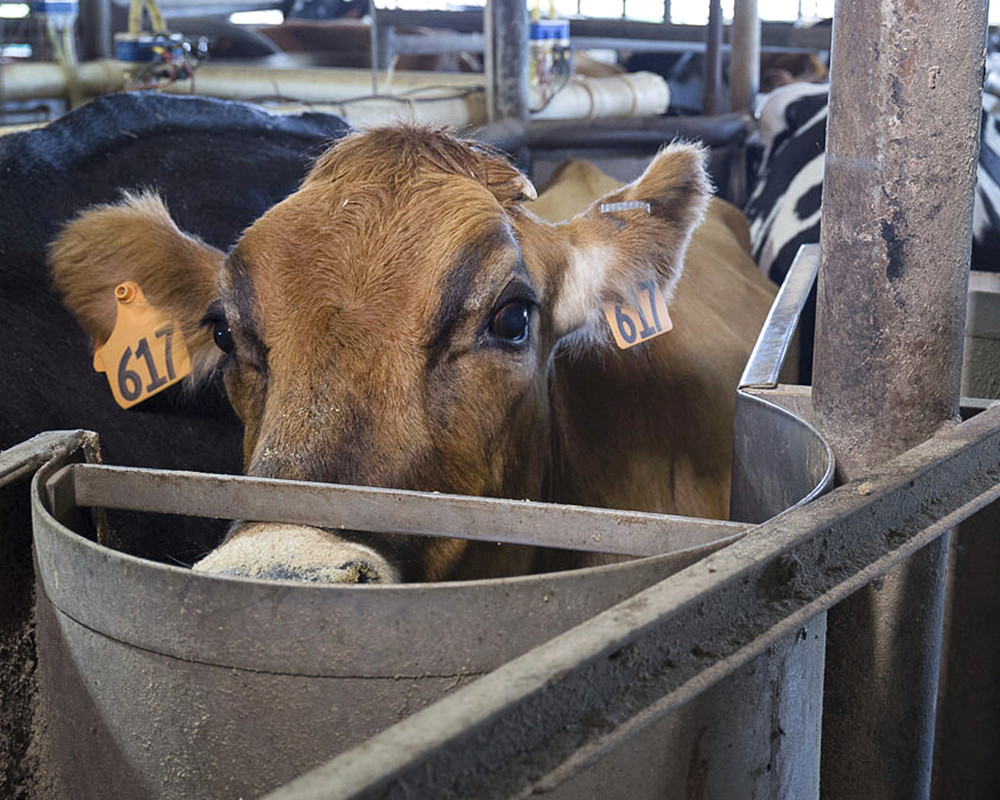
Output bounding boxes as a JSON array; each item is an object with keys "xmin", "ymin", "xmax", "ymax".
[
  {"xmin": 49, "ymin": 191, "xmax": 224, "ymax": 380},
  {"xmin": 544, "ymin": 142, "xmax": 711, "ymax": 340}
]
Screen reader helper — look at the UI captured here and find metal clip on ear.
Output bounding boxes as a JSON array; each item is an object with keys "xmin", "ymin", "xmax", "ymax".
[{"xmin": 599, "ymin": 201, "xmax": 652, "ymax": 215}]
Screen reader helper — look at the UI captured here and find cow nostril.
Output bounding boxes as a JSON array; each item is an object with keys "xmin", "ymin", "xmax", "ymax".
[{"xmin": 341, "ymin": 560, "xmax": 381, "ymax": 584}]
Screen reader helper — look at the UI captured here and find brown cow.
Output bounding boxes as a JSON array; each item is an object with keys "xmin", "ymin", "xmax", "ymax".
[{"xmin": 49, "ymin": 125, "xmax": 775, "ymax": 583}]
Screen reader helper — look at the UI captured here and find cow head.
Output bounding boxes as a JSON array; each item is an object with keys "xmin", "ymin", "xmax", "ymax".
[{"xmin": 50, "ymin": 126, "xmax": 709, "ymax": 583}]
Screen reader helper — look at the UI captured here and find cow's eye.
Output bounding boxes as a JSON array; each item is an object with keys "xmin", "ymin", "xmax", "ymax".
[
  {"xmin": 490, "ymin": 301, "xmax": 530, "ymax": 344},
  {"xmin": 212, "ymin": 320, "xmax": 234, "ymax": 354}
]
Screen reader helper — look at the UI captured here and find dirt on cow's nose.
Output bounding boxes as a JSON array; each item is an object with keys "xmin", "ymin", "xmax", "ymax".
[{"xmin": 191, "ymin": 523, "xmax": 400, "ymax": 584}]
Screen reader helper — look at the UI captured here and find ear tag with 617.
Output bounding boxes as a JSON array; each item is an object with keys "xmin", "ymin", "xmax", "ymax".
[
  {"xmin": 603, "ymin": 279, "xmax": 673, "ymax": 349},
  {"xmin": 93, "ymin": 282, "xmax": 192, "ymax": 409}
]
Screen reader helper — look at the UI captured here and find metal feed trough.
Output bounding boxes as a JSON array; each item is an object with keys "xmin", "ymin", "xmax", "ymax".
[{"xmin": 5, "ymin": 244, "xmax": 831, "ymax": 800}]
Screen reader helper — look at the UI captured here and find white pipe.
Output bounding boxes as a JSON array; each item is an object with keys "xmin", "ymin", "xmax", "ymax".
[
  {"xmin": 163, "ymin": 64, "xmax": 485, "ymax": 104},
  {"xmin": 0, "ymin": 61, "xmax": 670, "ymax": 128},
  {"xmin": 0, "ymin": 60, "xmax": 124, "ymax": 101},
  {"xmin": 0, "ymin": 60, "xmax": 483, "ymax": 102},
  {"xmin": 254, "ymin": 95, "xmax": 489, "ymax": 129},
  {"xmin": 530, "ymin": 72, "xmax": 671, "ymax": 121}
]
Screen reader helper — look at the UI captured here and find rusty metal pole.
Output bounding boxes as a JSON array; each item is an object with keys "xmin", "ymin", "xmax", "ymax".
[{"xmin": 812, "ymin": 1, "xmax": 987, "ymax": 799}]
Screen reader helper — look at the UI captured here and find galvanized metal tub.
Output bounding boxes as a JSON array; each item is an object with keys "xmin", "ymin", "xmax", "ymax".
[{"xmin": 25, "ymin": 248, "xmax": 832, "ymax": 799}]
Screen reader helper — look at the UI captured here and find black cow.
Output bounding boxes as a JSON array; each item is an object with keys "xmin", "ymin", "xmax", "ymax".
[{"xmin": 1, "ymin": 92, "xmax": 349, "ymax": 559}]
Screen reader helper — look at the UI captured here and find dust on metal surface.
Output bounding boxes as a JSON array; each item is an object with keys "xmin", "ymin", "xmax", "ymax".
[{"xmin": 261, "ymin": 403, "xmax": 1000, "ymax": 800}]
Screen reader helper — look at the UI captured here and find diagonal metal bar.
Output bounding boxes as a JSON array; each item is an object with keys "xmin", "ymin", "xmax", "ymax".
[
  {"xmin": 0, "ymin": 430, "xmax": 98, "ymax": 488},
  {"xmin": 739, "ymin": 244, "xmax": 819, "ymax": 390},
  {"xmin": 260, "ymin": 402, "xmax": 1000, "ymax": 800},
  {"xmin": 47, "ymin": 463, "xmax": 747, "ymax": 558}
]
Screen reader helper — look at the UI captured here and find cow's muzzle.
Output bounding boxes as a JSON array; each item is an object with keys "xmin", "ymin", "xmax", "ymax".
[{"xmin": 191, "ymin": 523, "xmax": 401, "ymax": 584}]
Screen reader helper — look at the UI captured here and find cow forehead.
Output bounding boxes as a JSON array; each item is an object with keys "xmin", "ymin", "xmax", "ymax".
[{"xmin": 223, "ymin": 176, "xmax": 528, "ymax": 353}]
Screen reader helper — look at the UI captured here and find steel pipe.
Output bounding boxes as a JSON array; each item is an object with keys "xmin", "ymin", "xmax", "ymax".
[
  {"xmin": 484, "ymin": 0, "xmax": 528, "ymax": 123},
  {"xmin": 729, "ymin": 0, "xmax": 760, "ymax": 117},
  {"xmin": 812, "ymin": 0, "xmax": 989, "ymax": 797},
  {"xmin": 701, "ymin": 0, "xmax": 723, "ymax": 116}
]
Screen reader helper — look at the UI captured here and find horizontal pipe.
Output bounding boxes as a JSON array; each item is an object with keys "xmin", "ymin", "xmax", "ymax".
[
  {"xmin": 0, "ymin": 61, "xmax": 670, "ymax": 128},
  {"xmin": 530, "ymin": 73, "xmax": 670, "ymax": 121},
  {"xmin": 0, "ymin": 61, "xmax": 482, "ymax": 103}
]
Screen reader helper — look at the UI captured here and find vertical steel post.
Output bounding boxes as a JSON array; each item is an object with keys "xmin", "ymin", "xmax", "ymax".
[
  {"xmin": 702, "ymin": 0, "xmax": 723, "ymax": 116},
  {"xmin": 369, "ymin": 1, "xmax": 379, "ymax": 95},
  {"xmin": 729, "ymin": 0, "xmax": 759, "ymax": 117},
  {"xmin": 78, "ymin": 0, "xmax": 112, "ymax": 60},
  {"xmin": 728, "ymin": 0, "xmax": 759, "ymax": 207},
  {"xmin": 812, "ymin": 1, "xmax": 987, "ymax": 798},
  {"xmin": 484, "ymin": 0, "xmax": 529, "ymax": 123}
]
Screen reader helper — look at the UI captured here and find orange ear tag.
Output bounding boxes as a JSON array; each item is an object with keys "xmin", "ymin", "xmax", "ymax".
[
  {"xmin": 603, "ymin": 279, "xmax": 673, "ymax": 350},
  {"xmin": 92, "ymin": 282, "xmax": 192, "ymax": 409}
]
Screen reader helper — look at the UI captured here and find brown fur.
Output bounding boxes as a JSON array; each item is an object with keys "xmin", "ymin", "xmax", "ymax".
[
  {"xmin": 49, "ymin": 192, "xmax": 223, "ymax": 381},
  {"xmin": 50, "ymin": 125, "xmax": 774, "ymax": 583}
]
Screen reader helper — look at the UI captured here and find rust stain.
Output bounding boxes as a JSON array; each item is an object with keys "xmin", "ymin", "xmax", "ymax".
[{"xmin": 685, "ymin": 726, "xmax": 710, "ymax": 800}]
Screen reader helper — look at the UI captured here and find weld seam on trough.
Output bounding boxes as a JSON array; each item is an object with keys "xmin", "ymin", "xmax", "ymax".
[
  {"xmin": 261, "ymin": 405, "xmax": 1000, "ymax": 800},
  {"xmin": 37, "ymin": 581, "xmax": 492, "ymax": 682}
]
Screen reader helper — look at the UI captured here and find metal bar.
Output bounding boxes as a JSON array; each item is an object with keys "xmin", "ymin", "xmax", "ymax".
[
  {"xmin": 729, "ymin": 0, "xmax": 760, "ymax": 116},
  {"xmin": 701, "ymin": 0, "xmax": 723, "ymax": 116},
  {"xmin": 368, "ymin": 1, "xmax": 378, "ymax": 96},
  {"xmin": 569, "ymin": 36, "xmax": 817, "ymax": 56},
  {"xmin": 384, "ymin": 32, "xmax": 485, "ymax": 57},
  {"xmin": 739, "ymin": 244, "xmax": 819, "ymax": 390},
  {"xmin": 261, "ymin": 403, "xmax": 1000, "ymax": 800},
  {"xmin": 469, "ymin": 114, "xmax": 751, "ymax": 159},
  {"xmin": 375, "ymin": 11, "xmax": 832, "ymax": 51},
  {"xmin": 812, "ymin": 1, "xmax": 989, "ymax": 798},
  {"xmin": 49, "ymin": 463, "xmax": 747, "ymax": 559},
  {"xmin": 78, "ymin": 0, "xmax": 112, "ymax": 60},
  {"xmin": 0, "ymin": 430, "xmax": 99, "ymax": 484},
  {"xmin": 522, "ymin": 114, "xmax": 749, "ymax": 149},
  {"xmin": 485, "ymin": 0, "xmax": 528, "ymax": 123},
  {"xmin": 728, "ymin": 0, "xmax": 760, "ymax": 207}
]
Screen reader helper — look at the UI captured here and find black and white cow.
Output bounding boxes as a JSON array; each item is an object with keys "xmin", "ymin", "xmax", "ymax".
[{"xmin": 745, "ymin": 82, "xmax": 1000, "ymax": 286}]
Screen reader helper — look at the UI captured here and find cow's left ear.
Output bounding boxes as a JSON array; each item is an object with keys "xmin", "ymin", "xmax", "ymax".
[
  {"xmin": 467, "ymin": 142, "xmax": 538, "ymax": 208},
  {"xmin": 49, "ymin": 191, "xmax": 225, "ymax": 381},
  {"xmin": 548, "ymin": 142, "xmax": 711, "ymax": 338},
  {"xmin": 477, "ymin": 150, "xmax": 537, "ymax": 206}
]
